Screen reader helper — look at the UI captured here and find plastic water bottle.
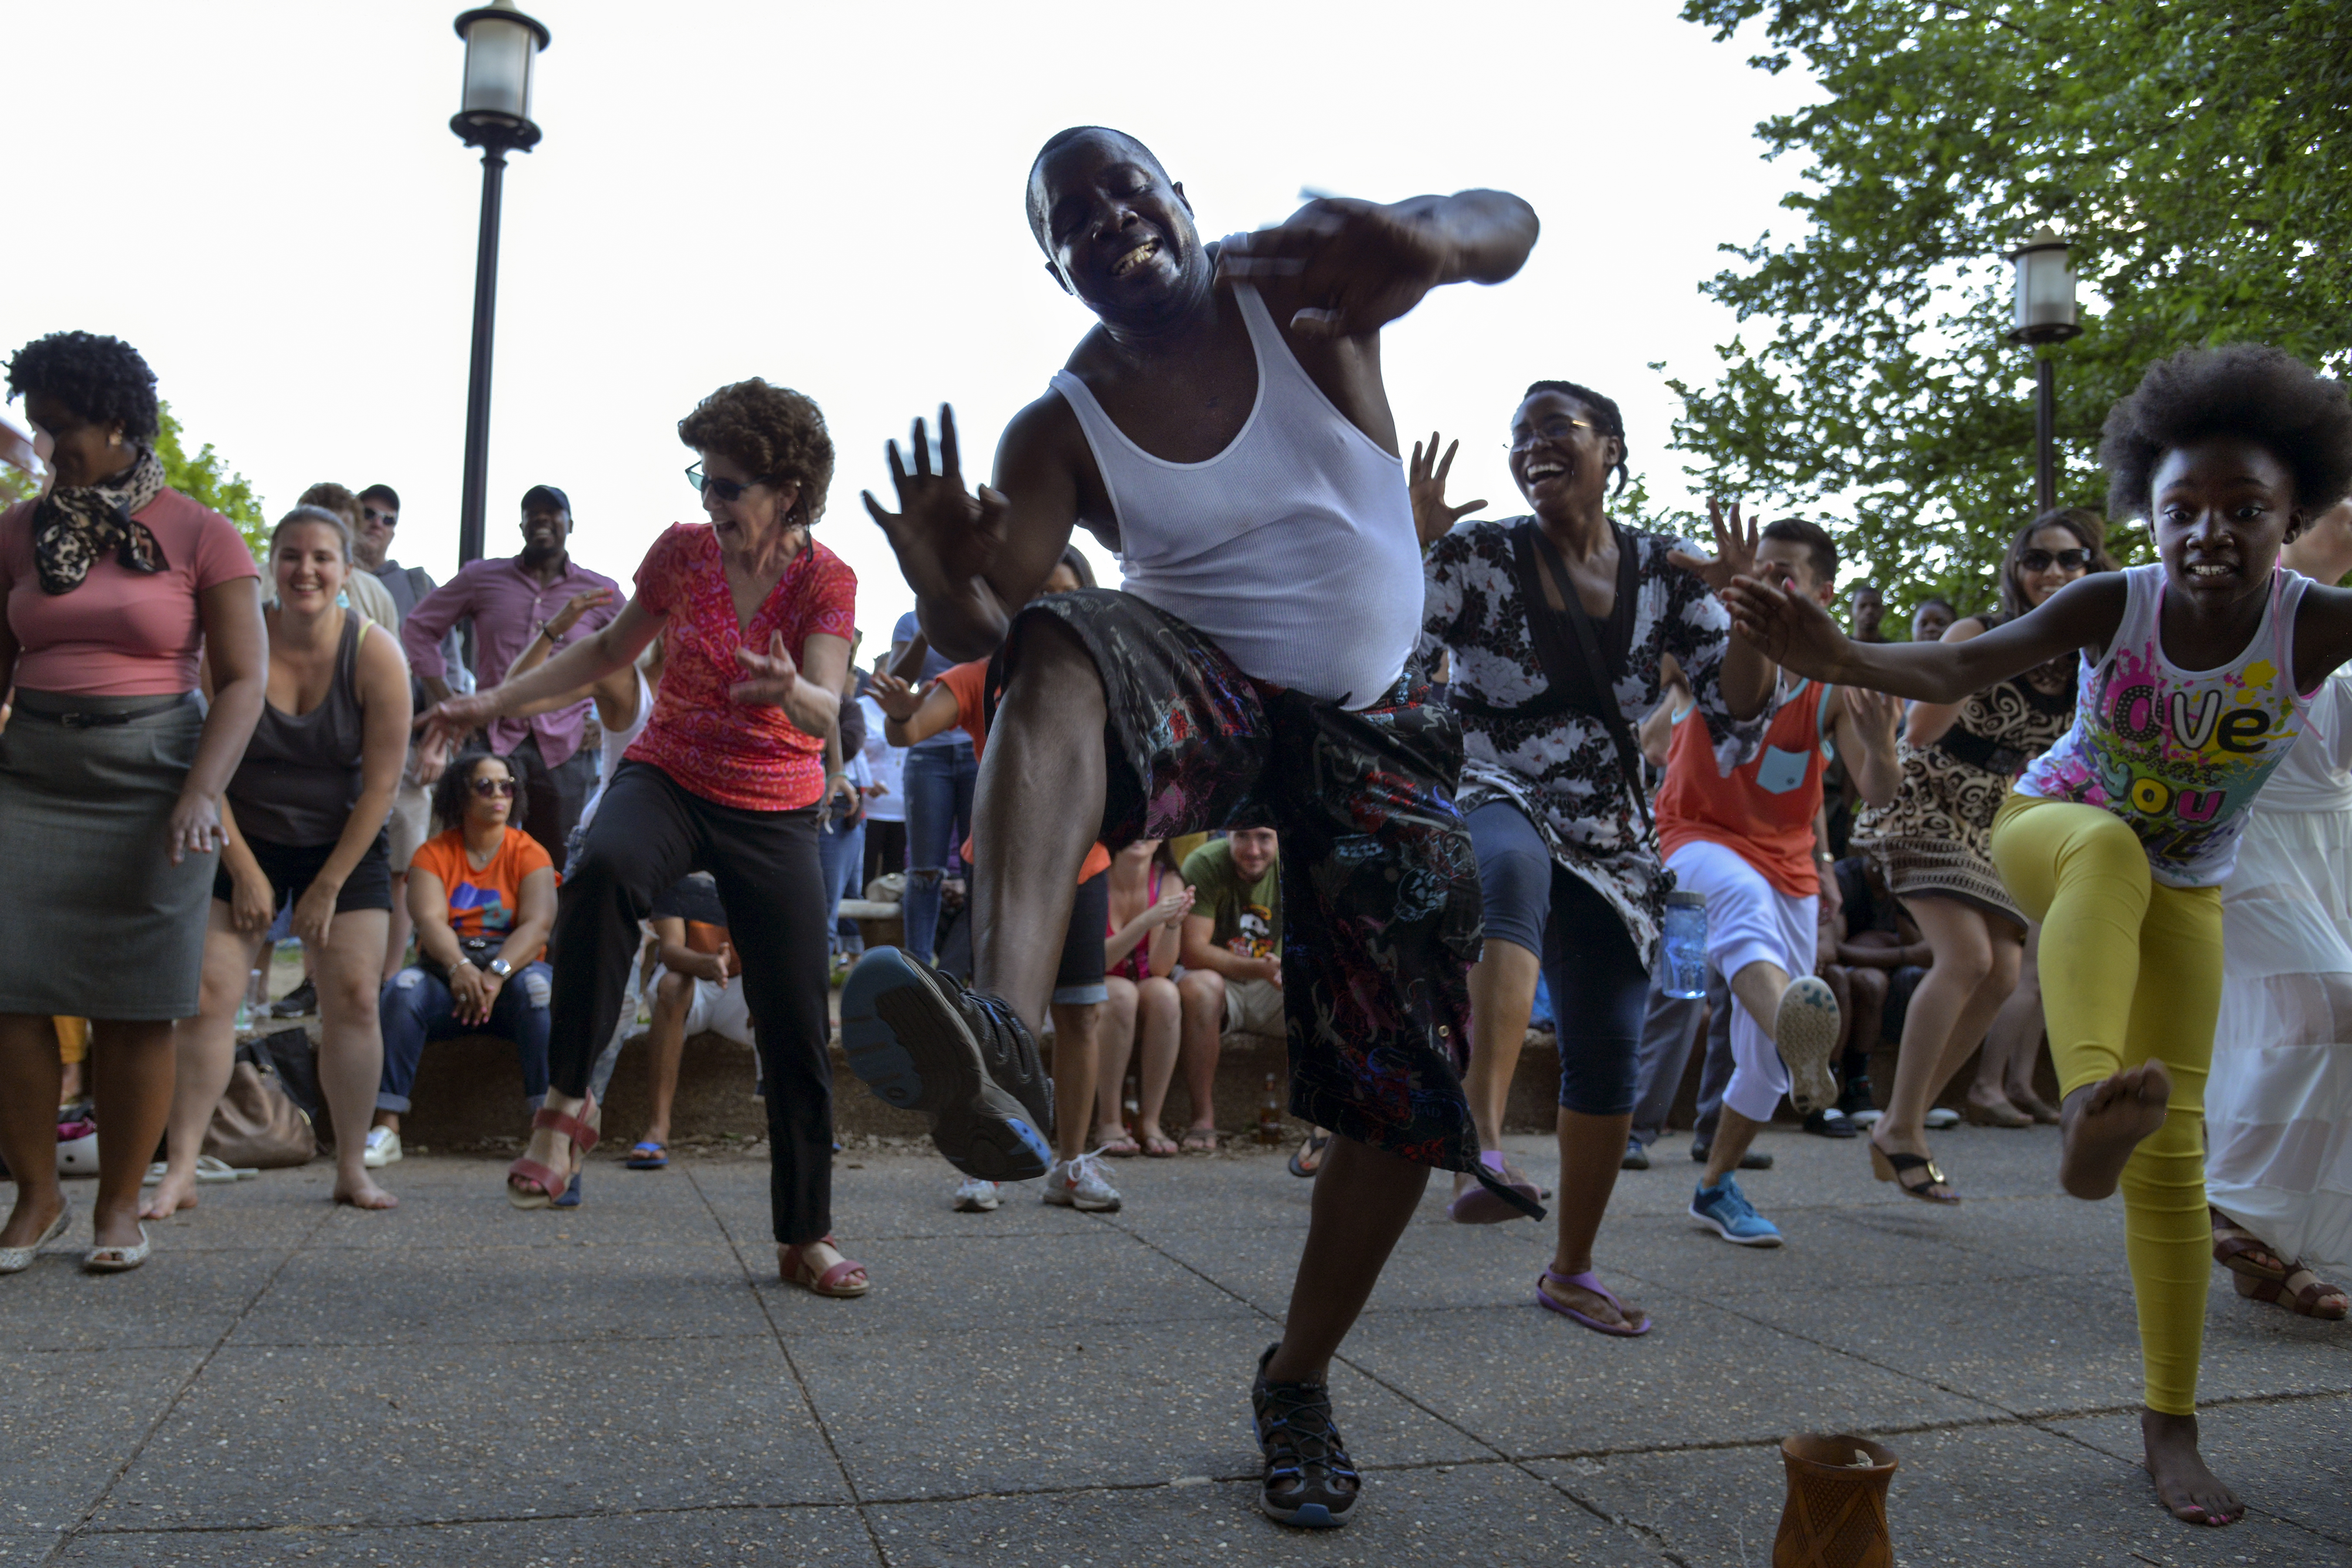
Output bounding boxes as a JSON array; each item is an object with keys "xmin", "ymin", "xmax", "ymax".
[
  {"xmin": 1661, "ymin": 892, "xmax": 1708, "ymax": 1000},
  {"xmin": 235, "ymin": 968, "xmax": 266, "ymax": 1035}
]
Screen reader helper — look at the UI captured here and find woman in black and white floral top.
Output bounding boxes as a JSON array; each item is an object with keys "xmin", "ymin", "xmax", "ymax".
[{"xmin": 1418, "ymin": 380, "xmax": 1771, "ymax": 1335}]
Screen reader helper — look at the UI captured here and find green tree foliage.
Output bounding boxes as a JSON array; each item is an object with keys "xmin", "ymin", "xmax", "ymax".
[
  {"xmin": 155, "ymin": 402, "xmax": 267, "ymax": 560},
  {"xmin": 1664, "ymin": 0, "xmax": 2351, "ymax": 617}
]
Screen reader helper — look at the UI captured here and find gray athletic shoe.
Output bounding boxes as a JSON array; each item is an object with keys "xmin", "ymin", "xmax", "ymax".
[
  {"xmin": 1773, "ymin": 975, "xmax": 1843, "ymax": 1117},
  {"xmin": 840, "ymin": 948, "xmax": 1054, "ymax": 1182}
]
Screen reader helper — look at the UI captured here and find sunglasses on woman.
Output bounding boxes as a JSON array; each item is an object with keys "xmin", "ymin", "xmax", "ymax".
[
  {"xmin": 470, "ymin": 777, "xmax": 517, "ymax": 798},
  {"xmin": 2018, "ymin": 547, "xmax": 2094, "ymax": 573},
  {"xmin": 686, "ymin": 463, "xmax": 773, "ymax": 504}
]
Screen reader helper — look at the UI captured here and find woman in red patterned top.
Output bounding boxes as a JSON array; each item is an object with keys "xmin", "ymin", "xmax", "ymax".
[{"xmin": 422, "ymin": 379, "xmax": 863, "ymax": 1294}]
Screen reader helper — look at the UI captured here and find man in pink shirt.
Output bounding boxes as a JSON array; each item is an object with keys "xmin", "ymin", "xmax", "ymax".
[{"xmin": 402, "ymin": 484, "xmax": 620, "ymax": 864}]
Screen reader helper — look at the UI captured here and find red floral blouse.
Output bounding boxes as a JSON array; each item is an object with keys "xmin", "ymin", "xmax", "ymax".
[{"xmin": 623, "ymin": 524, "xmax": 856, "ymax": 810}]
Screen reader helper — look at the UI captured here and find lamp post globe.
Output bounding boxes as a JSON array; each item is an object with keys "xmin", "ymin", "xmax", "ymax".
[
  {"xmin": 449, "ymin": 1, "xmax": 551, "ymax": 572},
  {"xmin": 2005, "ymin": 226, "xmax": 2081, "ymax": 514}
]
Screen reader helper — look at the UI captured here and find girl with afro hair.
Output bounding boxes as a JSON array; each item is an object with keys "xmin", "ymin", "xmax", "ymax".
[{"xmin": 1723, "ymin": 343, "xmax": 2352, "ymax": 1527}]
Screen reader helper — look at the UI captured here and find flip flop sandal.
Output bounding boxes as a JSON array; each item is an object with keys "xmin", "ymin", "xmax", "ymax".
[
  {"xmin": 624, "ymin": 1141, "xmax": 669, "ymax": 1171},
  {"xmin": 1095, "ymin": 1130, "xmax": 1142, "ymax": 1158},
  {"xmin": 1536, "ymin": 1267, "xmax": 1653, "ymax": 1337},
  {"xmin": 2236, "ymin": 1264, "xmax": 2349, "ymax": 1319},
  {"xmin": 780, "ymin": 1234, "xmax": 870, "ymax": 1298},
  {"xmin": 1179, "ymin": 1127, "xmax": 1222, "ymax": 1154},
  {"xmin": 1446, "ymin": 1150, "xmax": 1542, "ymax": 1224},
  {"xmin": 1141, "ymin": 1132, "xmax": 1179, "ymax": 1158},
  {"xmin": 1288, "ymin": 1129, "xmax": 1331, "ymax": 1179},
  {"xmin": 1869, "ymin": 1141, "xmax": 1959, "ymax": 1204},
  {"xmin": 194, "ymin": 1156, "xmax": 257, "ymax": 1183},
  {"xmin": 508, "ymin": 1099, "xmax": 599, "ymax": 1210},
  {"xmin": 2210, "ymin": 1207, "xmax": 2288, "ymax": 1281}
]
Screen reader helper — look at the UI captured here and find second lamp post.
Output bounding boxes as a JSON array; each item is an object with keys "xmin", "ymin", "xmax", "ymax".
[{"xmin": 2006, "ymin": 226, "xmax": 2081, "ymax": 516}]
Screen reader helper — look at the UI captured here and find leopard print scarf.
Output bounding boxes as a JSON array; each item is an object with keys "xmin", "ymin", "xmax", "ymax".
[{"xmin": 32, "ymin": 447, "xmax": 169, "ymax": 595}]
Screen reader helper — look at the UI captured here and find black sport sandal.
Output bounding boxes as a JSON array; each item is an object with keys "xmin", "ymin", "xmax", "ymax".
[{"xmin": 1252, "ymin": 1343, "xmax": 1361, "ymax": 1528}]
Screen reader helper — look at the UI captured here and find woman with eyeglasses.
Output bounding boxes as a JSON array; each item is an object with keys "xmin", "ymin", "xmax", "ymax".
[
  {"xmin": 419, "ymin": 379, "xmax": 862, "ymax": 1294},
  {"xmin": 371, "ymin": 751, "xmax": 557, "ymax": 1150},
  {"xmin": 1846, "ymin": 509, "xmax": 2115, "ymax": 1198}
]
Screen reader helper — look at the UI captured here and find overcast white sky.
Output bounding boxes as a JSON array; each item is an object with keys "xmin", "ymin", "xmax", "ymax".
[{"xmin": 7, "ymin": 2, "xmax": 1814, "ymax": 642}]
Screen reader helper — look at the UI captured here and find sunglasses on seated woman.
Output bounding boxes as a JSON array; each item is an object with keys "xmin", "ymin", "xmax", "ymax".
[
  {"xmin": 470, "ymin": 777, "xmax": 517, "ymax": 798},
  {"xmin": 685, "ymin": 463, "xmax": 775, "ymax": 504},
  {"xmin": 2018, "ymin": 547, "xmax": 2093, "ymax": 572}
]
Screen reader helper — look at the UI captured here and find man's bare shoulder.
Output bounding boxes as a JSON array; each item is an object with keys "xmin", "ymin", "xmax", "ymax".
[{"xmin": 1000, "ymin": 386, "xmax": 1088, "ymax": 470}]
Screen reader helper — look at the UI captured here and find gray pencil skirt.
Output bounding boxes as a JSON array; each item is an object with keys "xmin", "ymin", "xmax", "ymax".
[{"xmin": 0, "ymin": 692, "xmax": 213, "ymax": 1021}]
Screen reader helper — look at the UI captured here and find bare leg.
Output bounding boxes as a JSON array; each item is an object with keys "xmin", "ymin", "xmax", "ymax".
[
  {"xmin": 89, "ymin": 1019, "xmax": 179, "ymax": 1249},
  {"xmin": 145, "ymin": 905, "xmax": 256, "ymax": 1219},
  {"xmin": 317, "ymin": 909, "xmax": 397, "ymax": 1209},
  {"xmin": 1455, "ymin": 940, "xmax": 1540, "ymax": 1197},
  {"xmin": 1178, "ymin": 999, "xmax": 1223, "ymax": 1138},
  {"xmin": 1047, "ymin": 1001, "xmax": 1100, "ymax": 1161},
  {"xmin": 1132, "ymin": 974, "xmax": 1181, "ymax": 1133},
  {"xmin": 0, "ymin": 1015, "xmax": 68, "ymax": 1248},
  {"xmin": 1094, "ymin": 977, "xmax": 1139, "ymax": 1140},
  {"xmin": 1262, "ymin": 1135, "xmax": 1431, "ymax": 1382},
  {"xmin": 1157, "ymin": 971, "xmax": 1221, "ymax": 1152},
  {"xmin": 1985, "ymin": 922, "xmax": 2057, "ymax": 1117},
  {"xmin": 1542, "ymin": 1106, "xmax": 1645, "ymax": 1328},
  {"xmin": 639, "ymin": 972, "xmax": 693, "ymax": 1148},
  {"xmin": 969, "ymin": 620, "xmax": 1106, "ymax": 1030},
  {"xmin": 1703, "ymin": 1106, "xmax": 1768, "ymax": 1188},
  {"xmin": 1875, "ymin": 898, "xmax": 1996, "ymax": 1156},
  {"xmin": 1726, "ymin": 958, "xmax": 1791, "ymax": 1037}
]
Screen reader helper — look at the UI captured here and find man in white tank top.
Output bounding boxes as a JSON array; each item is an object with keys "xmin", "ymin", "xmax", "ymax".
[{"xmin": 841, "ymin": 126, "xmax": 1537, "ymax": 1531}]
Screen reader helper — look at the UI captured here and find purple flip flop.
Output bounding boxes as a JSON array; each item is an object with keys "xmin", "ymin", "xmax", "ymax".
[
  {"xmin": 1536, "ymin": 1267, "xmax": 1653, "ymax": 1337},
  {"xmin": 1447, "ymin": 1150, "xmax": 1541, "ymax": 1224}
]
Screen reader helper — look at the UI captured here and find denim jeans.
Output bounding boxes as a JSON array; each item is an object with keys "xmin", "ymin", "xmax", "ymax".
[
  {"xmin": 375, "ymin": 960, "xmax": 554, "ymax": 1113},
  {"xmin": 817, "ymin": 815, "xmax": 866, "ymax": 954},
  {"xmin": 900, "ymin": 740, "xmax": 977, "ymax": 963}
]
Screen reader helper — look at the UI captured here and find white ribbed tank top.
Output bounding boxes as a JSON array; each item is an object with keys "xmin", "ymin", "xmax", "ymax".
[{"xmin": 1049, "ymin": 277, "xmax": 1421, "ymax": 709}]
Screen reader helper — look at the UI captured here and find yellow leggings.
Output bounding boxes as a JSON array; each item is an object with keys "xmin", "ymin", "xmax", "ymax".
[{"xmin": 1990, "ymin": 794, "xmax": 2218, "ymax": 1415}]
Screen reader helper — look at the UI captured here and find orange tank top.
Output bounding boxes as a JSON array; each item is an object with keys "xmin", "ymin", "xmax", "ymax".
[{"xmin": 1656, "ymin": 678, "xmax": 1832, "ymax": 897}]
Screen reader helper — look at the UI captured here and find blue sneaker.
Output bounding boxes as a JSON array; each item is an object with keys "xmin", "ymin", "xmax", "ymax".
[{"xmin": 1690, "ymin": 1176, "xmax": 1782, "ymax": 1247}]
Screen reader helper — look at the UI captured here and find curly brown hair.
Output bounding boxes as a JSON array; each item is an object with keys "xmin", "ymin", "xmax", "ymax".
[{"xmin": 677, "ymin": 380, "xmax": 834, "ymax": 527}]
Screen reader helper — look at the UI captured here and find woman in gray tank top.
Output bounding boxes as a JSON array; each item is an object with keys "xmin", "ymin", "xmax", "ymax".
[{"xmin": 143, "ymin": 506, "xmax": 414, "ymax": 1219}]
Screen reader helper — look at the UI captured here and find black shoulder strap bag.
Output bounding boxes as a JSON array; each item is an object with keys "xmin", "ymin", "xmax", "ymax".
[{"xmin": 1509, "ymin": 520, "xmax": 1656, "ymax": 840}]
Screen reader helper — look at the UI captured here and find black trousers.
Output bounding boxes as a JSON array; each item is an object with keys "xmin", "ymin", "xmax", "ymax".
[
  {"xmin": 549, "ymin": 761, "xmax": 833, "ymax": 1245},
  {"xmin": 508, "ymin": 731, "xmax": 601, "ymax": 873}
]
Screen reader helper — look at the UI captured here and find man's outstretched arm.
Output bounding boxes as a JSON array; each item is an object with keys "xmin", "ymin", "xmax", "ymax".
[
  {"xmin": 862, "ymin": 399, "xmax": 1079, "ymax": 662},
  {"xmin": 1217, "ymin": 189, "xmax": 1538, "ymax": 339}
]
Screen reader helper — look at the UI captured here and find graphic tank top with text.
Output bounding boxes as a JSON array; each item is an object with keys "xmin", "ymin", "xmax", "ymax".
[{"xmin": 2016, "ymin": 563, "xmax": 2316, "ymax": 887}]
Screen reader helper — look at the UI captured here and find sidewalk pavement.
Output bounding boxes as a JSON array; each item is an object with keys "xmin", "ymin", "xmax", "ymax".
[{"xmin": 4, "ymin": 1123, "xmax": 2349, "ymax": 1566}]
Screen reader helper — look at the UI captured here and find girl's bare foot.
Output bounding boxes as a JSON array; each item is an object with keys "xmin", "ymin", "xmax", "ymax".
[
  {"xmin": 2058, "ymin": 1062, "xmax": 2172, "ymax": 1198},
  {"xmin": 2142, "ymin": 1410, "xmax": 2243, "ymax": 1525},
  {"xmin": 139, "ymin": 1171, "xmax": 200, "ymax": 1220},
  {"xmin": 334, "ymin": 1171, "xmax": 399, "ymax": 1210}
]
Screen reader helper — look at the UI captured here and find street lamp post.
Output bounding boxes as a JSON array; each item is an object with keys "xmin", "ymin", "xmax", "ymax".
[
  {"xmin": 2006, "ymin": 226, "xmax": 2082, "ymax": 516},
  {"xmin": 451, "ymin": 1, "xmax": 551, "ymax": 568}
]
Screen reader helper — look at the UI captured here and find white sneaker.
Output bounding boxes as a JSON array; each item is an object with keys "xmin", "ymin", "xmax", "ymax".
[
  {"xmin": 1042, "ymin": 1150, "xmax": 1122, "ymax": 1213},
  {"xmin": 363, "ymin": 1127, "xmax": 403, "ymax": 1169},
  {"xmin": 1924, "ymin": 1107, "xmax": 1961, "ymax": 1130},
  {"xmin": 951, "ymin": 1175, "xmax": 1002, "ymax": 1212}
]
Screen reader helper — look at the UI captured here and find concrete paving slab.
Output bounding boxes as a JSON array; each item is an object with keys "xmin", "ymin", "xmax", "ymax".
[
  {"xmin": 93, "ymin": 1339, "xmax": 851, "ymax": 1530},
  {"xmin": 0, "ymin": 1244, "xmax": 281, "ymax": 1351},
  {"xmin": 865, "ymin": 1467, "xmax": 1664, "ymax": 1567},
  {"xmin": 1529, "ymin": 1420, "xmax": 2347, "ymax": 1567},
  {"xmin": 0, "ymin": 1348, "xmax": 197, "ymax": 1534},
  {"xmin": 228, "ymin": 1241, "xmax": 770, "ymax": 1346},
  {"xmin": 1134, "ymin": 1210, "xmax": 1549, "ymax": 1319},
  {"xmin": 4, "ymin": 1178, "xmax": 329, "ymax": 1254},
  {"xmin": 1592, "ymin": 1206, "xmax": 2034, "ymax": 1295},
  {"xmin": 754, "ymin": 1228, "xmax": 1242, "ymax": 1340},
  {"xmin": 2049, "ymin": 1394, "xmax": 2352, "ymax": 1547},
  {"xmin": 0, "ymin": 1531, "xmax": 55, "ymax": 1567},
  {"xmin": 796, "ymin": 1316, "xmax": 1492, "ymax": 1502},
  {"xmin": 51, "ymin": 1507, "xmax": 883, "ymax": 1567},
  {"xmin": 302, "ymin": 1168, "xmax": 730, "ymax": 1251},
  {"xmin": 1338, "ymin": 1299, "xmax": 2004, "ymax": 1459},
  {"xmin": 693, "ymin": 1159, "xmax": 1106, "ymax": 1242}
]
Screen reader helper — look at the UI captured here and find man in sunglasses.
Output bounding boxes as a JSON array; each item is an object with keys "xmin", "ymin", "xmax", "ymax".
[
  {"xmin": 401, "ymin": 483, "xmax": 621, "ymax": 865},
  {"xmin": 849, "ymin": 125, "xmax": 1537, "ymax": 1530}
]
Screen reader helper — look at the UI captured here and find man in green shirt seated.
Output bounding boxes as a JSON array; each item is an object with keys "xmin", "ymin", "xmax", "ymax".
[{"xmin": 1176, "ymin": 828, "xmax": 1283, "ymax": 1151}]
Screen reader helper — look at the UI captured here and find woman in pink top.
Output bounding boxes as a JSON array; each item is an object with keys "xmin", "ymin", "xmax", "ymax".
[
  {"xmin": 0, "ymin": 332, "xmax": 267, "ymax": 1276},
  {"xmin": 422, "ymin": 379, "xmax": 863, "ymax": 1294}
]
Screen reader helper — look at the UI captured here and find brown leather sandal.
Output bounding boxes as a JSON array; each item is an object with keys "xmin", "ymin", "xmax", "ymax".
[{"xmin": 2235, "ymin": 1264, "xmax": 2349, "ymax": 1320}]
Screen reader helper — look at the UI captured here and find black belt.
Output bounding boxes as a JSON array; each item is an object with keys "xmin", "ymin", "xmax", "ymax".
[{"xmin": 11, "ymin": 692, "xmax": 198, "ymax": 729}]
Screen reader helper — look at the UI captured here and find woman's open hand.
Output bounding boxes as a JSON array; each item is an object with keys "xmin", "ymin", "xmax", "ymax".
[
  {"xmin": 1409, "ymin": 433, "xmax": 1485, "ymax": 549},
  {"xmin": 545, "ymin": 587, "xmax": 615, "ymax": 640},
  {"xmin": 867, "ymin": 671, "xmax": 925, "ymax": 722},
  {"xmin": 1721, "ymin": 572, "xmax": 1852, "ymax": 680},
  {"xmin": 416, "ymin": 691, "xmax": 500, "ymax": 770},
  {"xmin": 290, "ymin": 878, "xmax": 340, "ymax": 953},
  {"xmin": 728, "ymin": 631, "xmax": 801, "ymax": 706},
  {"xmin": 1667, "ymin": 498, "xmax": 1760, "ymax": 595},
  {"xmin": 166, "ymin": 790, "xmax": 224, "ymax": 866}
]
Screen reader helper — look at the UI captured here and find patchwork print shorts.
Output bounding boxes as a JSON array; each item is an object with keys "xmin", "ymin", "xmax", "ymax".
[{"xmin": 1012, "ymin": 590, "xmax": 1484, "ymax": 1173}]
